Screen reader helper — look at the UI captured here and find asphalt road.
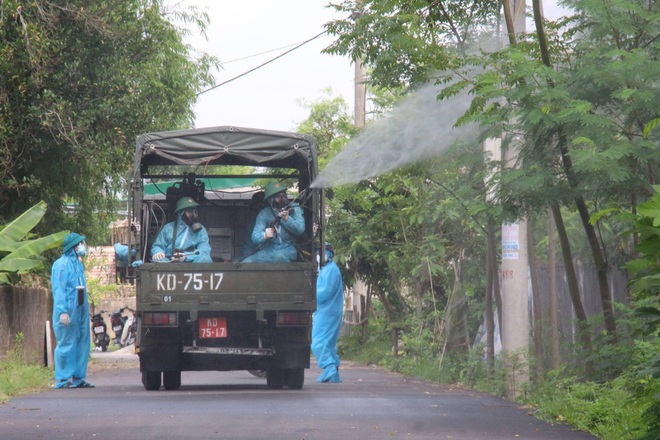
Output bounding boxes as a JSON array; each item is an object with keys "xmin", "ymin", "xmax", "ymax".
[{"xmin": 0, "ymin": 350, "xmax": 597, "ymax": 440}]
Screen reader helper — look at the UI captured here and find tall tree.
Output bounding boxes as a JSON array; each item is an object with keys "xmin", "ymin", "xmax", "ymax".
[
  {"xmin": 0, "ymin": 0, "xmax": 217, "ymax": 241},
  {"xmin": 325, "ymin": 0, "xmax": 658, "ymax": 360}
]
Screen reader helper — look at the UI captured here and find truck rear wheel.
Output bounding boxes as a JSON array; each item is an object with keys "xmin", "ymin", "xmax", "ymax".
[
  {"xmin": 142, "ymin": 371, "xmax": 161, "ymax": 391},
  {"xmin": 266, "ymin": 368, "xmax": 284, "ymax": 389},
  {"xmin": 163, "ymin": 370, "xmax": 181, "ymax": 390},
  {"xmin": 285, "ymin": 368, "xmax": 305, "ymax": 389}
]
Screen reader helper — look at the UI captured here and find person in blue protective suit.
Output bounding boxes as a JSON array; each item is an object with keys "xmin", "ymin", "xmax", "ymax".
[
  {"xmin": 242, "ymin": 182, "xmax": 305, "ymax": 263},
  {"xmin": 151, "ymin": 197, "xmax": 213, "ymax": 263},
  {"xmin": 240, "ymin": 190, "xmax": 265, "ymax": 260},
  {"xmin": 51, "ymin": 232, "xmax": 94, "ymax": 389},
  {"xmin": 113, "ymin": 242, "xmax": 136, "ymax": 284},
  {"xmin": 311, "ymin": 243, "xmax": 344, "ymax": 383}
]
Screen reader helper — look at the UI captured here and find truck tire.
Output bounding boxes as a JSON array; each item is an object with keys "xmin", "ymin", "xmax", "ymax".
[
  {"xmin": 285, "ymin": 368, "xmax": 305, "ymax": 390},
  {"xmin": 266, "ymin": 368, "xmax": 284, "ymax": 389},
  {"xmin": 142, "ymin": 371, "xmax": 161, "ymax": 391},
  {"xmin": 163, "ymin": 370, "xmax": 181, "ymax": 391}
]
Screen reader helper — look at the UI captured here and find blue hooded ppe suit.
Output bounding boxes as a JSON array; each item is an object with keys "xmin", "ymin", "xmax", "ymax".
[
  {"xmin": 113, "ymin": 243, "xmax": 135, "ymax": 268},
  {"xmin": 151, "ymin": 213, "xmax": 213, "ymax": 263},
  {"xmin": 51, "ymin": 242, "xmax": 91, "ymax": 388},
  {"xmin": 243, "ymin": 203, "xmax": 305, "ymax": 263},
  {"xmin": 311, "ymin": 251, "xmax": 344, "ymax": 383}
]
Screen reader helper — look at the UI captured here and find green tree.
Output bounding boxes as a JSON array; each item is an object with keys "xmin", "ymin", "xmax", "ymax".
[
  {"xmin": 0, "ymin": 0, "xmax": 217, "ymax": 242},
  {"xmin": 296, "ymin": 88, "xmax": 357, "ymax": 168},
  {"xmin": 455, "ymin": 0, "xmax": 659, "ymax": 341},
  {"xmin": 325, "ymin": 0, "xmax": 658, "ymax": 377},
  {"xmin": 325, "ymin": 0, "xmax": 502, "ymax": 89}
]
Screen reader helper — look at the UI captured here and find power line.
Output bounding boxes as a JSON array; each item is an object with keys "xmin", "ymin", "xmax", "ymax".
[
  {"xmin": 222, "ymin": 39, "xmax": 314, "ymax": 65},
  {"xmin": 197, "ymin": 30, "xmax": 328, "ymax": 96}
]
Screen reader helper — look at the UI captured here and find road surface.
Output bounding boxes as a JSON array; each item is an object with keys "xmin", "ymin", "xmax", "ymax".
[{"xmin": 0, "ymin": 349, "xmax": 597, "ymax": 439}]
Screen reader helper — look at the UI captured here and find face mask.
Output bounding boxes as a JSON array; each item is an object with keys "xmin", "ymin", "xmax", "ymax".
[
  {"xmin": 76, "ymin": 243, "xmax": 87, "ymax": 257},
  {"xmin": 182, "ymin": 209, "xmax": 198, "ymax": 225},
  {"xmin": 271, "ymin": 194, "xmax": 287, "ymax": 210}
]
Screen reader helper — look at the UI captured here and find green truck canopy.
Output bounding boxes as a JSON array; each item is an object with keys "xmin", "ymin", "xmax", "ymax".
[{"xmin": 134, "ymin": 126, "xmax": 318, "ymax": 182}]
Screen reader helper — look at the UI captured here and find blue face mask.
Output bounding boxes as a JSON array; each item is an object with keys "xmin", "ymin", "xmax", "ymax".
[{"xmin": 76, "ymin": 243, "xmax": 87, "ymax": 257}]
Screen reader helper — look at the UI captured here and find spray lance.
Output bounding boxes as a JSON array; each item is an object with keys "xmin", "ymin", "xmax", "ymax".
[
  {"xmin": 265, "ymin": 187, "xmax": 309, "ymax": 236},
  {"xmin": 170, "ymin": 250, "xmax": 200, "ymax": 263}
]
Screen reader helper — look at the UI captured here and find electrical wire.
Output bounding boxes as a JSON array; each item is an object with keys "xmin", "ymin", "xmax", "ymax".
[
  {"xmin": 221, "ymin": 39, "xmax": 315, "ymax": 65},
  {"xmin": 197, "ymin": 30, "xmax": 327, "ymax": 96}
]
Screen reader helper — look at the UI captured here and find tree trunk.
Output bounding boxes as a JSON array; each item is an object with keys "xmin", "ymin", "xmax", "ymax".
[
  {"xmin": 548, "ymin": 210, "xmax": 561, "ymax": 369},
  {"xmin": 501, "ymin": 0, "xmax": 517, "ymax": 45},
  {"xmin": 361, "ymin": 283, "xmax": 372, "ymax": 341},
  {"xmin": 551, "ymin": 204, "xmax": 593, "ymax": 359},
  {"xmin": 527, "ymin": 216, "xmax": 544, "ymax": 381},
  {"xmin": 531, "ymin": 0, "xmax": 618, "ymax": 342},
  {"xmin": 486, "ymin": 217, "xmax": 496, "ymax": 377},
  {"xmin": 444, "ymin": 259, "xmax": 469, "ymax": 354},
  {"xmin": 572, "ymin": 192, "xmax": 618, "ymax": 341}
]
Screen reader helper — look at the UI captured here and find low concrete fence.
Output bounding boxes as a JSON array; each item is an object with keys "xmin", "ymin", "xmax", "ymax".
[
  {"xmin": 0, "ymin": 285, "xmax": 137, "ymax": 364},
  {"xmin": 0, "ymin": 286, "xmax": 52, "ymax": 364}
]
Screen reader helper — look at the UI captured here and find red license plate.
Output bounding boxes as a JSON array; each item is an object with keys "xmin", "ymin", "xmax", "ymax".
[{"xmin": 199, "ymin": 317, "xmax": 227, "ymax": 339}]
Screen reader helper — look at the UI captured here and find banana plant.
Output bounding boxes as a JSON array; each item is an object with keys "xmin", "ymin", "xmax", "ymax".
[{"xmin": 0, "ymin": 201, "xmax": 69, "ymax": 285}]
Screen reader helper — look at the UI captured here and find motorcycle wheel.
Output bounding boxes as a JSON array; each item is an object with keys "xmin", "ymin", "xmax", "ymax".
[{"xmin": 125, "ymin": 332, "xmax": 136, "ymax": 346}]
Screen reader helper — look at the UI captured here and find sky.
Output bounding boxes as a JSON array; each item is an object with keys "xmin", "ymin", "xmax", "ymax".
[{"xmin": 180, "ymin": 1, "xmax": 569, "ymax": 132}]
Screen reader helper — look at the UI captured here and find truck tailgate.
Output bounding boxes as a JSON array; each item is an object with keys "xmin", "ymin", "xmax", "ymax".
[{"xmin": 137, "ymin": 262, "xmax": 316, "ymax": 310}]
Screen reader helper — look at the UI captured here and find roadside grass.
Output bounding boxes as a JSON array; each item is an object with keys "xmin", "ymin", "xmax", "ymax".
[
  {"xmin": 0, "ymin": 336, "xmax": 51, "ymax": 404},
  {"xmin": 531, "ymin": 372, "xmax": 649, "ymax": 440},
  {"xmin": 0, "ymin": 335, "xmax": 127, "ymax": 404},
  {"xmin": 339, "ymin": 325, "xmax": 657, "ymax": 440}
]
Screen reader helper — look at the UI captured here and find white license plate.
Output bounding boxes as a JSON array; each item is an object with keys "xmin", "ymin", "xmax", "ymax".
[
  {"xmin": 113, "ymin": 325, "xmax": 123, "ymax": 332},
  {"xmin": 93, "ymin": 326, "xmax": 105, "ymax": 335}
]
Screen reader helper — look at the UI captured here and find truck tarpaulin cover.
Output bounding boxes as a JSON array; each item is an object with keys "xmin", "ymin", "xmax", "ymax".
[{"xmin": 134, "ymin": 126, "xmax": 317, "ymax": 178}]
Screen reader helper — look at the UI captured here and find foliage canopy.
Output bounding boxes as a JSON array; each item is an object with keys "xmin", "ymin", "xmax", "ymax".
[{"xmin": 0, "ymin": 0, "xmax": 217, "ymax": 242}]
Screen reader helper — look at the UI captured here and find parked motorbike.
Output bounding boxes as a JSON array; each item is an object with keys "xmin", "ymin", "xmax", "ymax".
[
  {"xmin": 110, "ymin": 307, "xmax": 136, "ymax": 347},
  {"xmin": 110, "ymin": 309, "xmax": 127, "ymax": 346},
  {"xmin": 121, "ymin": 314, "xmax": 137, "ymax": 347},
  {"xmin": 91, "ymin": 312, "xmax": 110, "ymax": 352}
]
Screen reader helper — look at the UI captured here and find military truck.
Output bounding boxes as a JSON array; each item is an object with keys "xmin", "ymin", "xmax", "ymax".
[{"xmin": 128, "ymin": 126, "xmax": 324, "ymax": 391}]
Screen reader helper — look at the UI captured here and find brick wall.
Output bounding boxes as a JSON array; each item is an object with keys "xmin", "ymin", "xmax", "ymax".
[{"xmin": 87, "ymin": 246, "xmax": 116, "ymax": 285}]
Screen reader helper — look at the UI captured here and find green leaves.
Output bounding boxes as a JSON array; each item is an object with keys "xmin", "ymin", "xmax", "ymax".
[
  {"xmin": 637, "ymin": 186, "xmax": 660, "ymax": 227},
  {"xmin": 0, "ymin": 0, "xmax": 217, "ymax": 241},
  {"xmin": 0, "ymin": 201, "xmax": 48, "ymax": 249},
  {"xmin": 0, "ymin": 201, "xmax": 68, "ymax": 285}
]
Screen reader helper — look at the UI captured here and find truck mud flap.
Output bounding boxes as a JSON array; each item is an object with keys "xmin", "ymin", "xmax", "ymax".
[
  {"xmin": 139, "ymin": 345, "xmax": 180, "ymax": 372},
  {"xmin": 273, "ymin": 342, "xmax": 310, "ymax": 369}
]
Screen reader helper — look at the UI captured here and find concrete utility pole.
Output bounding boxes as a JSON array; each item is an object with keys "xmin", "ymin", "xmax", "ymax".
[
  {"xmin": 498, "ymin": 0, "xmax": 530, "ymax": 399},
  {"xmin": 354, "ymin": 56, "xmax": 367, "ymax": 129},
  {"xmin": 350, "ymin": 0, "xmax": 368, "ymax": 322},
  {"xmin": 350, "ymin": 56, "xmax": 368, "ymax": 323}
]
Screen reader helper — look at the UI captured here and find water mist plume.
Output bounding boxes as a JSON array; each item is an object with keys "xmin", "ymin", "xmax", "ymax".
[{"xmin": 311, "ymin": 82, "xmax": 477, "ymax": 188}]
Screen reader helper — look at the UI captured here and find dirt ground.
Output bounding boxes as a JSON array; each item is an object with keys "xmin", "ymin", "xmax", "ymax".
[{"xmin": 88, "ymin": 345, "xmax": 139, "ymax": 373}]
